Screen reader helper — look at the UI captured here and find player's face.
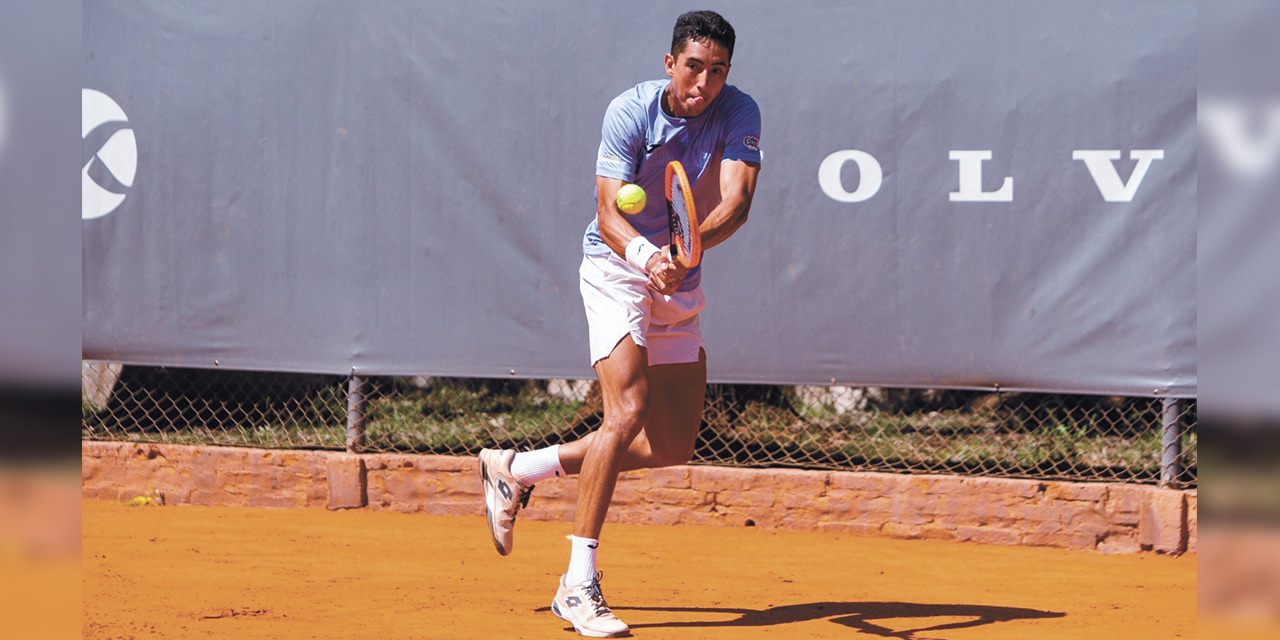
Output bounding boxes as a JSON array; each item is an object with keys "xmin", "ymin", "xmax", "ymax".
[{"xmin": 663, "ymin": 38, "xmax": 731, "ymax": 119}]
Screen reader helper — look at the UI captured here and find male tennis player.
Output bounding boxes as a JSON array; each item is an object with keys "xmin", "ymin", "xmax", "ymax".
[{"xmin": 480, "ymin": 10, "xmax": 760, "ymax": 637}]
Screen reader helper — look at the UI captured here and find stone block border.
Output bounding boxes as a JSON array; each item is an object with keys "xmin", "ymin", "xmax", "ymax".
[{"xmin": 82, "ymin": 441, "xmax": 1195, "ymax": 554}]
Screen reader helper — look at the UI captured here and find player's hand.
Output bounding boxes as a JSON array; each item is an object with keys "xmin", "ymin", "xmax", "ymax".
[{"xmin": 645, "ymin": 249, "xmax": 688, "ymax": 295}]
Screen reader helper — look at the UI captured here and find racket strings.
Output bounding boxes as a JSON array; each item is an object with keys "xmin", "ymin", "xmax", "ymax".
[{"xmin": 669, "ymin": 173, "xmax": 692, "ymax": 254}]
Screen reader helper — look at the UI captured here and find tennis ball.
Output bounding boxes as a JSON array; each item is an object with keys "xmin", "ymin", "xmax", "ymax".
[
  {"xmin": 128, "ymin": 496, "xmax": 155, "ymax": 507},
  {"xmin": 616, "ymin": 184, "xmax": 646, "ymax": 214}
]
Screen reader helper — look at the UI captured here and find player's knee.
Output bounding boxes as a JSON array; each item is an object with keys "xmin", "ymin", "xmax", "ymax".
[
  {"xmin": 620, "ymin": 392, "xmax": 650, "ymax": 424},
  {"xmin": 603, "ymin": 395, "xmax": 648, "ymax": 435}
]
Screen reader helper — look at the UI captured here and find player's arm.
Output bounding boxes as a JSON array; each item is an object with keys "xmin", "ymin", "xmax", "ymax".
[
  {"xmin": 698, "ymin": 159, "xmax": 760, "ymax": 251},
  {"xmin": 596, "ymin": 176, "xmax": 683, "ymax": 294},
  {"xmin": 596, "ymin": 176, "xmax": 645, "ymax": 258}
]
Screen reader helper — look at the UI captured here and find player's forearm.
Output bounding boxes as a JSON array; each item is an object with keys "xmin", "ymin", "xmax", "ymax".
[
  {"xmin": 699, "ymin": 160, "xmax": 759, "ymax": 251},
  {"xmin": 595, "ymin": 177, "xmax": 640, "ymax": 257},
  {"xmin": 697, "ymin": 195, "xmax": 751, "ymax": 251},
  {"xmin": 598, "ymin": 206, "xmax": 641, "ymax": 258}
]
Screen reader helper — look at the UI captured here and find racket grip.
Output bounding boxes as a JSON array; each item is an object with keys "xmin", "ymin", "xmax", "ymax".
[{"xmin": 670, "ymin": 244, "xmax": 678, "ymax": 259}]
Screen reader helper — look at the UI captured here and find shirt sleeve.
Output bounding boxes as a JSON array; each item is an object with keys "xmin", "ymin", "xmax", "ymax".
[
  {"xmin": 595, "ymin": 93, "xmax": 645, "ymax": 182},
  {"xmin": 720, "ymin": 91, "xmax": 762, "ymax": 165}
]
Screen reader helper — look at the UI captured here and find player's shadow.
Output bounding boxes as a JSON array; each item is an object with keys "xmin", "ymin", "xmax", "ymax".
[{"xmin": 605, "ymin": 601, "xmax": 1066, "ymax": 639}]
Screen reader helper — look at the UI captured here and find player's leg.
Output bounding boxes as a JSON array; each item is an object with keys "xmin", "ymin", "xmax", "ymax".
[
  {"xmin": 555, "ymin": 325, "xmax": 706, "ymax": 638},
  {"xmin": 551, "ymin": 335, "xmax": 645, "ymax": 638},
  {"xmin": 554, "ymin": 347, "xmax": 705, "ymax": 474},
  {"xmin": 558, "ymin": 296, "xmax": 707, "ymax": 474},
  {"xmin": 499, "ymin": 404, "xmax": 687, "ymax": 486},
  {"xmin": 479, "ymin": 252, "xmax": 645, "ymax": 558},
  {"xmin": 573, "ymin": 334, "xmax": 649, "ymax": 540},
  {"xmin": 554, "ymin": 421, "xmax": 672, "ymax": 475},
  {"xmin": 630, "ymin": 347, "xmax": 706, "ymax": 469}
]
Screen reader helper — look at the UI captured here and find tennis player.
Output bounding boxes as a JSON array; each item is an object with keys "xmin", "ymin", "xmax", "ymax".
[{"xmin": 480, "ymin": 10, "xmax": 761, "ymax": 637}]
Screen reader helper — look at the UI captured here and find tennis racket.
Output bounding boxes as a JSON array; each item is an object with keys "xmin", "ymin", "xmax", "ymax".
[{"xmin": 664, "ymin": 160, "xmax": 701, "ymax": 268}]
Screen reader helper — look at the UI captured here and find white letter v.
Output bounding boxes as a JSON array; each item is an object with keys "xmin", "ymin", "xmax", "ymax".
[{"xmin": 1072, "ymin": 149, "xmax": 1164, "ymax": 202}]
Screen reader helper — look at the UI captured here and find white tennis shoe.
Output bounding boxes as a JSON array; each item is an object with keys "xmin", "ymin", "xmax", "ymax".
[
  {"xmin": 551, "ymin": 572, "xmax": 629, "ymax": 638},
  {"xmin": 479, "ymin": 448, "xmax": 534, "ymax": 556}
]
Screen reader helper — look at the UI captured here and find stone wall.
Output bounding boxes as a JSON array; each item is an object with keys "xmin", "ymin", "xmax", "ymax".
[{"xmin": 82, "ymin": 441, "xmax": 1196, "ymax": 554}]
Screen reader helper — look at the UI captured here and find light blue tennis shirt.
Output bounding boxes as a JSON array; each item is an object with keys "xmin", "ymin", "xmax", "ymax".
[{"xmin": 584, "ymin": 79, "xmax": 762, "ymax": 292}]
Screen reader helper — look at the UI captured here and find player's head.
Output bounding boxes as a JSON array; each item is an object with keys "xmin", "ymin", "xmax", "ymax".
[
  {"xmin": 664, "ymin": 11, "xmax": 734, "ymax": 118},
  {"xmin": 670, "ymin": 10, "xmax": 736, "ymax": 62}
]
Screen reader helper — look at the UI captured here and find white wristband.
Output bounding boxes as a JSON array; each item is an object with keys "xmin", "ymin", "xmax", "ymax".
[{"xmin": 625, "ymin": 236, "xmax": 662, "ymax": 273}]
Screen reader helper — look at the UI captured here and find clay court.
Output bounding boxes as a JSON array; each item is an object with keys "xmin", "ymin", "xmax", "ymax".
[{"xmin": 82, "ymin": 499, "xmax": 1195, "ymax": 639}]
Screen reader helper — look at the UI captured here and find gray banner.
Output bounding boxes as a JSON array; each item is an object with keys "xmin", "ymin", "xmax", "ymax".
[{"xmin": 82, "ymin": 1, "xmax": 1196, "ymax": 397}]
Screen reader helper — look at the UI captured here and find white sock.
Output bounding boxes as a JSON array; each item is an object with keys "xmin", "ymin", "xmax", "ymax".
[
  {"xmin": 566, "ymin": 535, "xmax": 599, "ymax": 586},
  {"xmin": 510, "ymin": 445, "xmax": 565, "ymax": 485}
]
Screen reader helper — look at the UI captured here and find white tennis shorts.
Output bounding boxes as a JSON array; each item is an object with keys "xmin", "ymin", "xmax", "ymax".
[{"xmin": 580, "ymin": 251, "xmax": 706, "ymax": 366}]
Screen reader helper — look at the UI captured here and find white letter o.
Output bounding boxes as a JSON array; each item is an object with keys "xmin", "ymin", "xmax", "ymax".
[{"xmin": 818, "ymin": 150, "xmax": 882, "ymax": 203}]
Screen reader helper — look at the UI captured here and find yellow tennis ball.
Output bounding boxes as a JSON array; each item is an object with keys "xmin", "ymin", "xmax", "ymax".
[{"xmin": 616, "ymin": 184, "xmax": 646, "ymax": 214}]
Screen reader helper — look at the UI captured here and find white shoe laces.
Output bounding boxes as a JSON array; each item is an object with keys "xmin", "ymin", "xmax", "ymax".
[{"xmin": 582, "ymin": 571, "xmax": 612, "ymax": 617}]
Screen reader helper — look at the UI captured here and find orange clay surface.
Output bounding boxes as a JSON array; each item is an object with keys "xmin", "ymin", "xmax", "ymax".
[{"xmin": 83, "ymin": 499, "xmax": 1195, "ymax": 640}]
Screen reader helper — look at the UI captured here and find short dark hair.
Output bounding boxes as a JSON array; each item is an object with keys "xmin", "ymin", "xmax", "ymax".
[{"xmin": 671, "ymin": 10, "xmax": 736, "ymax": 62}]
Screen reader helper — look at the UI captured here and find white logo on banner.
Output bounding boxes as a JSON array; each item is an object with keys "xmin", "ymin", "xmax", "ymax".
[
  {"xmin": 1072, "ymin": 150, "xmax": 1165, "ymax": 202},
  {"xmin": 82, "ymin": 89, "xmax": 137, "ymax": 220},
  {"xmin": 1199, "ymin": 99, "xmax": 1280, "ymax": 180},
  {"xmin": 949, "ymin": 150, "xmax": 1013, "ymax": 202},
  {"xmin": 820, "ymin": 148, "xmax": 1165, "ymax": 205},
  {"xmin": 818, "ymin": 150, "xmax": 882, "ymax": 203}
]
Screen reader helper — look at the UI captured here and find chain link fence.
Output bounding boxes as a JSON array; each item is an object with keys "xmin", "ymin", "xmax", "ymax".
[{"xmin": 81, "ymin": 362, "xmax": 1197, "ymax": 487}]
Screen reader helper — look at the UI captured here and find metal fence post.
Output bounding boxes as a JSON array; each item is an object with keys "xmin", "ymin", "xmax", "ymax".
[
  {"xmin": 346, "ymin": 374, "xmax": 367, "ymax": 453},
  {"xmin": 1160, "ymin": 397, "xmax": 1182, "ymax": 488}
]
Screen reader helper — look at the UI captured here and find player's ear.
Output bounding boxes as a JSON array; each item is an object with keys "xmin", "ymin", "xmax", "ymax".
[{"xmin": 664, "ymin": 52, "xmax": 675, "ymax": 77}]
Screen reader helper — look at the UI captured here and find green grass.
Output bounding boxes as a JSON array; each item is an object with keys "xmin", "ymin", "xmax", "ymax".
[
  {"xmin": 698, "ymin": 391, "xmax": 1196, "ymax": 482},
  {"xmin": 361, "ymin": 381, "xmax": 583, "ymax": 452}
]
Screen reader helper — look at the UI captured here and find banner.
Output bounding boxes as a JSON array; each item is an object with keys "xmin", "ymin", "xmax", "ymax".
[{"xmin": 82, "ymin": 1, "xmax": 1196, "ymax": 396}]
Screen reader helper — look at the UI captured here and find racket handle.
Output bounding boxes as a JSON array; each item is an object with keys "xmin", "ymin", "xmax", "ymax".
[{"xmin": 670, "ymin": 244, "xmax": 678, "ymax": 260}]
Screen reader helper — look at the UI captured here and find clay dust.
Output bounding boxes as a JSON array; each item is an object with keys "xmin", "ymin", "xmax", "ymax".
[{"xmin": 83, "ymin": 499, "xmax": 1195, "ymax": 639}]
